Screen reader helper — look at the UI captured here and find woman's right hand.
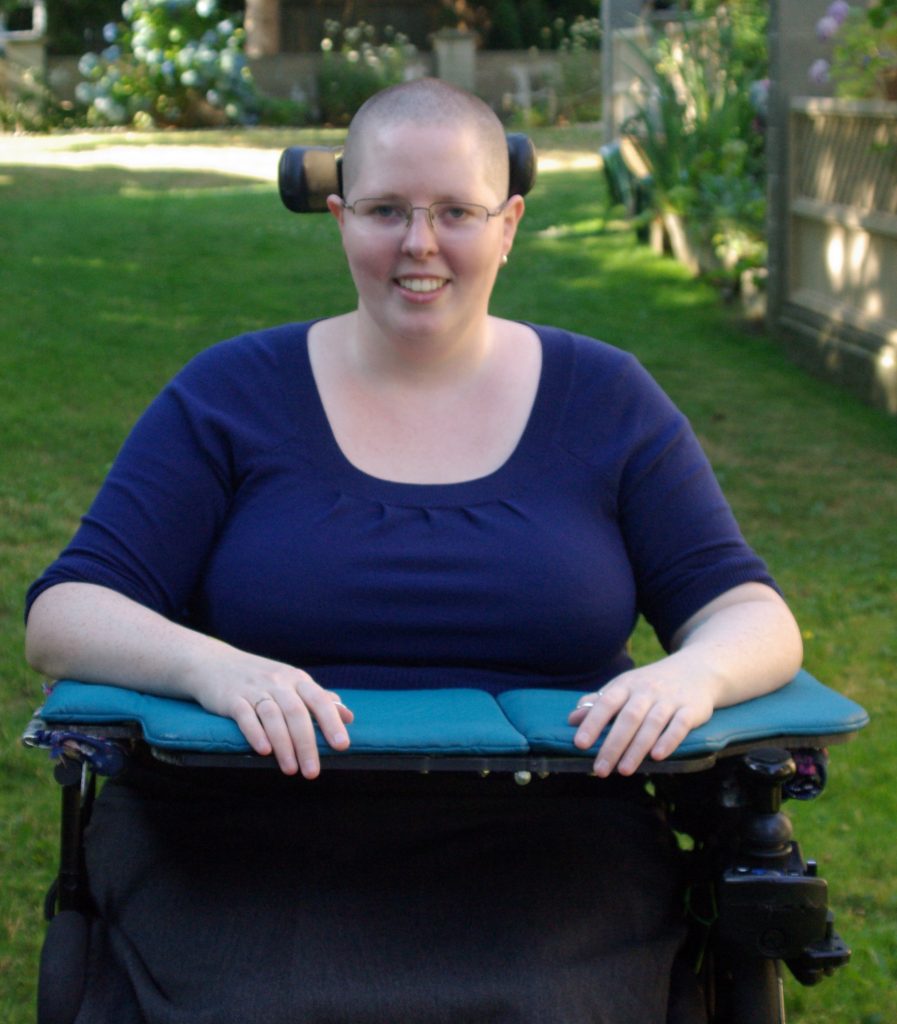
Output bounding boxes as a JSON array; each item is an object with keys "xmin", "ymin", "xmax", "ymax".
[{"xmin": 188, "ymin": 650, "xmax": 354, "ymax": 778}]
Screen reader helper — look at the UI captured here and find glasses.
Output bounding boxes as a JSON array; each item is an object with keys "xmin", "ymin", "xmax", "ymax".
[{"xmin": 341, "ymin": 197, "xmax": 508, "ymax": 236}]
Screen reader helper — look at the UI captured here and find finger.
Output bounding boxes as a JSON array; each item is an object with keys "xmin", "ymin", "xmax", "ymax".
[
  {"xmin": 298, "ymin": 685, "xmax": 352, "ymax": 752},
  {"xmin": 232, "ymin": 699, "xmax": 274, "ymax": 757},
  {"xmin": 590, "ymin": 694, "xmax": 654, "ymax": 776},
  {"xmin": 273, "ymin": 693, "xmax": 323, "ymax": 778},
  {"xmin": 567, "ymin": 693, "xmax": 599, "ymax": 725},
  {"xmin": 253, "ymin": 694, "xmax": 315, "ymax": 776},
  {"xmin": 572, "ymin": 688, "xmax": 627, "ymax": 749},
  {"xmin": 615, "ymin": 704, "xmax": 676, "ymax": 775},
  {"xmin": 650, "ymin": 708, "xmax": 698, "ymax": 762}
]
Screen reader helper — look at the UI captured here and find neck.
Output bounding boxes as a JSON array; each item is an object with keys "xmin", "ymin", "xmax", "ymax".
[{"xmin": 347, "ymin": 309, "xmax": 496, "ymax": 387}]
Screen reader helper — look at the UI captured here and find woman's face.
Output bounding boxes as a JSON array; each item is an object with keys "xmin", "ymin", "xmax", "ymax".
[{"xmin": 328, "ymin": 120, "xmax": 524, "ymax": 347}]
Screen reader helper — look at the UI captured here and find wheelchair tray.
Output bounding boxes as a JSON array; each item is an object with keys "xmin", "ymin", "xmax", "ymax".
[{"xmin": 25, "ymin": 669, "xmax": 869, "ymax": 776}]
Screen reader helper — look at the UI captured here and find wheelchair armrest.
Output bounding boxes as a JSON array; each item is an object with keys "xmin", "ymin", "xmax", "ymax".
[{"xmin": 26, "ymin": 670, "xmax": 868, "ymax": 776}]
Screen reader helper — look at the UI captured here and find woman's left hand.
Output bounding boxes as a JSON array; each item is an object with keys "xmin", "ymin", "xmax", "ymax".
[{"xmin": 567, "ymin": 663, "xmax": 714, "ymax": 777}]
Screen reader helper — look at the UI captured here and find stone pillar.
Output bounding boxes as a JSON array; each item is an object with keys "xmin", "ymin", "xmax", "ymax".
[
  {"xmin": 433, "ymin": 29, "xmax": 476, "ymax": 93},
  {"xmin": 244, "ymin": 0, "xmax": 280, "ymax": 59},
  {"xmin": 601, "ymin": 0, "xmax": 646, "ymax": 142},
  {"xmin": 765, "ymin": 0, "xmax": 835, "ymax": 326}
]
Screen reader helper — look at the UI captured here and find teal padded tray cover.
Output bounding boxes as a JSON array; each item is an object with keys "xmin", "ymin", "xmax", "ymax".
[
  {"xmin": 39, "ymin": 670, "xmax": 868, "ymax": 758},
  {"xmin": 496, "ymin": 669, "xmax": 869, "ymax": 758},
  {"xmin": 39, "ymin": 683, "xmax": 530, "ymax": 755}
]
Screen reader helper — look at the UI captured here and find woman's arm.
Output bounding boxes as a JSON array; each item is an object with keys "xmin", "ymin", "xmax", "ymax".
[
  {"xmin": 26, "ymin": 582, "xmax": 353, "ymax": 778},
  {"xmin": 567, "ymin": 582, "xmax": 803, "ymax": 776}
]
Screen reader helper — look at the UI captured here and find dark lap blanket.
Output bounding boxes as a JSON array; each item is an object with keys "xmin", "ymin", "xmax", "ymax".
[{"xmin": 74, "ymin": 765, "xmax": 705, "ymax": 1024}]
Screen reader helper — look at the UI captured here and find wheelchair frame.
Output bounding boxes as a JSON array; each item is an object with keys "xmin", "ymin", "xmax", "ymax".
[{"xmin": 24, "ymin": 708, "xmax": 861, "ymax": 1024}]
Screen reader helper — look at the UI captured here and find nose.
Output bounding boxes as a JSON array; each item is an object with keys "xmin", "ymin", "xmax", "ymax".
[{"xmin": 401, "ymin": 206, "xmax": 439, "ymax": 257}]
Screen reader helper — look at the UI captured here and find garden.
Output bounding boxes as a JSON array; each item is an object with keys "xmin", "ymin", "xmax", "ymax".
[
  {"xmin": 1, "ymin": 120, "xmax": 895, "ymax": 1021},
  {"xmin": 2, "ymin": 1, "xmax": 896, "ymax": 1019}
]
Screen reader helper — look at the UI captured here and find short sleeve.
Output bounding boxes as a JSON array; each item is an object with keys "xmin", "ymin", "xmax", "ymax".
[
  {"xmin": 25, "ymin": 341, "xmax": 262, "ymax": 622},
  {"xmin": 613, "ymin": 360, "xmax": 777, "ymax": 649}
]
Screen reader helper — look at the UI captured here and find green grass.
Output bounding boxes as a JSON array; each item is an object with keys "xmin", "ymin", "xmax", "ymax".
[{"xmin": 2, "ymin": 131, "xmax": 895, "ymax": 1022}]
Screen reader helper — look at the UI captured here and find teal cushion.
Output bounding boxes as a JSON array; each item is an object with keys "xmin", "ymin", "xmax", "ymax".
[
  {"xmin": 39, "ymin": 683, "xmax": 530, "ymax": 756},
  {"xmin": 496, "ymin": 669, "xmax": 870, "ymax": 758},
  {"xmin": 39, "ymin": 670, "xmax": 868, "ymax": 760}
]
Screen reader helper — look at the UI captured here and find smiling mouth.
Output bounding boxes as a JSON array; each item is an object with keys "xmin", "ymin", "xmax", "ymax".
[{"xmin": 395, "ymin": 276, "xmax": 447, "ymax": 293}]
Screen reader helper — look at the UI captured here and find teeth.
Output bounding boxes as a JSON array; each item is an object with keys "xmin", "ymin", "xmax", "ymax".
[{"xmin": 397, "ymin": 277, "xmax": 444, "ymax": 293}]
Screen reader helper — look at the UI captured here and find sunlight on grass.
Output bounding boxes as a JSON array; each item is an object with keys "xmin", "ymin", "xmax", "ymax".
[{"xmin": 2, "ymin": 132, "xmax": 895, "ymax": 1024}]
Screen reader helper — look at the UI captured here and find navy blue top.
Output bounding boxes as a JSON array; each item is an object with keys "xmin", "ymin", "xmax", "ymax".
[{"xmin": 27, "ymin": 321, "xmax": 776, "ymax": 694}]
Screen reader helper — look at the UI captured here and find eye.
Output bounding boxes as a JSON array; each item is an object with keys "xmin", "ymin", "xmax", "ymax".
[
  {"xmin": 435, "ymin": 203, "xmax": 479, "ymax": 225},
  {"xmin": 360, "ymin": 201, "xmax": 407, "ymax": 222}
]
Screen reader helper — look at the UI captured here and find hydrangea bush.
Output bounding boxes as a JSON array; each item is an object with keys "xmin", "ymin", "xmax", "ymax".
[
  {"xmin": 76, "ymin": 0, "xmax": 259, "ymax": 128},
  {"xmin": 809, "ymin": 0, "xmax": 897, "ymax": 99}
]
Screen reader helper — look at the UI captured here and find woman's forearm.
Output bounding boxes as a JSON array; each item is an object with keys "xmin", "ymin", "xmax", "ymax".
[
  {"xmin": 25, "ymin": 582, "xmax": 353, "ymax": 777},
  {"xmin": 570, "ymin": 582, "xmax": 803, "ymax": 775},
  {"xmin": 26, "ymin": 582, "xmax": 228, "ymax": 698}
]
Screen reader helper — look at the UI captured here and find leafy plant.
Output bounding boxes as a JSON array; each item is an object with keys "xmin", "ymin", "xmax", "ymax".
[
  {"xmin": 822, "ymin": 1, "xmax": 897, "ymax": 99},
  {"xmin": 75, "ymin": 0, "xmax": 260, "ymax": 128},
  {"xmin": 621, "ymin": 6, "xmax": 769, "ymax": 277},
  {"xmin": 316, "ymin": 20, "xmax": 416, "ymax": 127}
]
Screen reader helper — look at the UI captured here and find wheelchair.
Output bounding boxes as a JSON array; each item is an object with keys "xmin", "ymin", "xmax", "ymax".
[
  {"xmin": 24, "ymin": 670, "xmax": 867, "ymax": 1024},
  {"xmin": 23, "ymin": 138, "xmax": 869, "ymax": 1023}
]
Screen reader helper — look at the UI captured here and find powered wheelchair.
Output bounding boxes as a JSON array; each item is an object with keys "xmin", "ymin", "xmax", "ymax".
[
  {"xmin": 23, "ymin": 139, "xmax": 869, "ymax": 1024},
  {"xmin": 25, "ymin": 669, "xmax": 867, "ymax": 1024}
]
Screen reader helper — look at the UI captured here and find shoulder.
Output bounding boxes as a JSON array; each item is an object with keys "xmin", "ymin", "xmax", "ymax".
[
  {"xmin": 529, "ymin": 322, "xmax": 682, "ymax": 430},
  {"xmin": 142, "ymin": 321, "xmax": 319, "ymax": 452},
  {"xmin": 176, "ymin": 321, "xmax": 314, "ymax": 394}
]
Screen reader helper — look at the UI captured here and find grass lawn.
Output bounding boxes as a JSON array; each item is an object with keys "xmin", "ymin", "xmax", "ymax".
[{"xmin": 1, "ymin": 127, "xmax": 895, "ymax": 1023}]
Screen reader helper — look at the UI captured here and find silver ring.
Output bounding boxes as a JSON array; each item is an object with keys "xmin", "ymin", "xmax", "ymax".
[
  {"xmin": 577, "ymin": 701, "xmax": 596, "ymax": 710},
  {"xmin": 254, "ymin": 696, "xmax": 275, "ymax": 710}
]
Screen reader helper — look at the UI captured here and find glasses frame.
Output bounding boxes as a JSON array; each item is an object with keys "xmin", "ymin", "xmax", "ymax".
[{"xmin": 340, "ymin": 197, "xmax": 509, "ymax": 234}]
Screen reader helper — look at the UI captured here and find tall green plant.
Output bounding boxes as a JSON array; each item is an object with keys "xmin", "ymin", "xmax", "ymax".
[{"xmin": 622, "ymin": 8, "xmax": 768, "ymax": 276}]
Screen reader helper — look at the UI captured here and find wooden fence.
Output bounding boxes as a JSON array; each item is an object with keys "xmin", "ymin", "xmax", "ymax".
[{"xmin": 776, "ymin": 98, "xmax": 897, "ymax": 413}]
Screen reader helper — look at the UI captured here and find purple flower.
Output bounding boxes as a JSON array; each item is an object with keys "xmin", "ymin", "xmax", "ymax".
[
  {"xmin": 827, "ymin": 1, "xmax": 851, "ymax": 25},
  {"xmin": 816, "ymin": 15, "xmax": 840, "ymax": 41},
  {"xmin": 808, "ymin": 59, "xmax": 831, "ymax": 85}
]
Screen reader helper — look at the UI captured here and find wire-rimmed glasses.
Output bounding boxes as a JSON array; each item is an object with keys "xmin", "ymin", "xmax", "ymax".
[{"xmin": 341, "ymin": 197, "xmax": 508, "ymax": 236}]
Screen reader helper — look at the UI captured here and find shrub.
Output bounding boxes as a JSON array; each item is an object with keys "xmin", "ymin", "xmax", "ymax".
[
  {"xmin": 316, "ymin": 20, "xmax": 416, "ymax": 126},
  {"xmin": 75, "ymin": 0, "xmax": 260, "ymax": 128},
  {"xmin": 622, "ymin": 5, "xmax": 769, "ymax": 278}
]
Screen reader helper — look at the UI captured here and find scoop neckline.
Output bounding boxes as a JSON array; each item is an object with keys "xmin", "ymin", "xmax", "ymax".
[{"xmin": 296, "ymin": 320, "xmax": 564, "ymax": 507}]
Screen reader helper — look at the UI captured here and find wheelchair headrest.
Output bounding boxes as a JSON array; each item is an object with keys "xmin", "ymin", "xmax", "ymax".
[{"xmin": 278, "ymin": 133, "xmax": 538, "ymax": 214}]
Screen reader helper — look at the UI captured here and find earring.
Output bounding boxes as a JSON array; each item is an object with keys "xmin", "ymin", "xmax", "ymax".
[{"xmin": 500, "ymin": 254, "xmax": 509, "ymax": 266}]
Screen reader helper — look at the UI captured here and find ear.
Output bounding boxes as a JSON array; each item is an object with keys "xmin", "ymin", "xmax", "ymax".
[
  {"xmin": 501, "ymin": 194, "xmax": 525, "ymax": 254},
  {"xmin": 326, "ymin": 194, "xmax": 346, "ymax": 225}
]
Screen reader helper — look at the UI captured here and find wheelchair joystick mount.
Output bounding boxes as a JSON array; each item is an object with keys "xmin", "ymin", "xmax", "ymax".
[{"xmin": 715, "ymin": 747, "xmax": 850, "ymax": 985}]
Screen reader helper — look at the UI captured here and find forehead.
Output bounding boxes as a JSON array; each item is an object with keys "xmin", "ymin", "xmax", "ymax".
[{"xmin": 348, "ymin": 121, "xmax": 499, "ymax": 200}]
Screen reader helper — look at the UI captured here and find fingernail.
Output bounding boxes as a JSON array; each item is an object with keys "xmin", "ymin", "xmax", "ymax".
[
  {"xmin": 333, "ymin": 730, "xmax": 349, "ymax": 746},
  {"xmin": 301, "ymin": 758, "xmax": 318, "ymax": 777},
  {"xmin": 594, "ymin": 759, "xmax": 610, "ymax": 777}
]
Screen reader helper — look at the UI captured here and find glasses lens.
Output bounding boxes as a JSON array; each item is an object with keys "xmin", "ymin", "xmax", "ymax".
[
  {"xmin": 352, "ymin": 199, "xmax": 410, "ymax": 226},
  {"xmin": 348, "ymin": 199, "xmax": 493, "ymax": 233},
  {"xmin": 430, "ymin": 203, "xmax": 490, "ymax": 232}
]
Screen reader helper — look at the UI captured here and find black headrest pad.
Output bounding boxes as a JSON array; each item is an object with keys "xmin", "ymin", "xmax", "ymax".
[{"xmin": 278, "ymin": 133, "xmax": 537, "ymax": 213}]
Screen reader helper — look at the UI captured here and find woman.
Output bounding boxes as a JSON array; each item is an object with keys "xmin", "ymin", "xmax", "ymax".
[{"xmin": 26, "ymin": 79, "xmax": 802, "ymax": 1023}]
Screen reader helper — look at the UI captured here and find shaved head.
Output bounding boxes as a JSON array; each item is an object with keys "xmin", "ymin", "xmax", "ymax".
[{"xmin": 341, "ymin": 78, "xmax": 509, "ymax": 200}]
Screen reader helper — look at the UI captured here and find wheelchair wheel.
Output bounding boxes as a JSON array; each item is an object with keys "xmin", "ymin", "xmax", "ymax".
[
  {"xmin": 37, "ymin": 910, "xmax": 90, "ymax": 1024},
  {"xmin": 708, "ymin": 954, "xmax": 785, "ymax": 1024}
]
